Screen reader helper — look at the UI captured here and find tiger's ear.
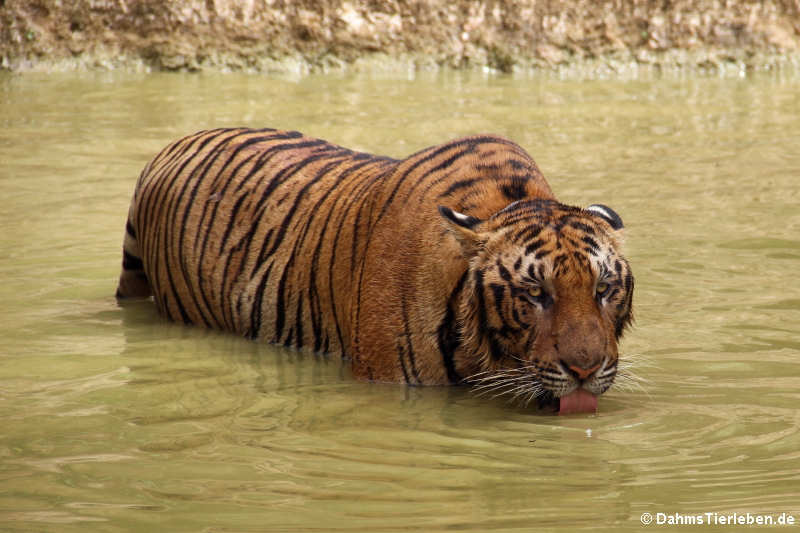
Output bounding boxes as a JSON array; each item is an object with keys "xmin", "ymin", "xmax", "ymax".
[
  {"xmin": 586, "ymin": 204, "xmax": 624, "ymax": 231},
  {"xmin": 438, "ymin": 205, "xmax": 486, "ymax": 256}
]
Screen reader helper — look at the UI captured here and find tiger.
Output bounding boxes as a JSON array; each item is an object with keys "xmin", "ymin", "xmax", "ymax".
[{"xmin": 116, "ymin": 128, "xmax": 634, "ymax": 414}]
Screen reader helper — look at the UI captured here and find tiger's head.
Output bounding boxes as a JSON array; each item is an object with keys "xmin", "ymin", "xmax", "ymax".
[{"xmin": 439, "ymin": 199, "xmax": 634, "ymax": 413}]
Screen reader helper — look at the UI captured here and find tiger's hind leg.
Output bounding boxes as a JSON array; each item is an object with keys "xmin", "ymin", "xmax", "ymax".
[{"xmin": 115, "ymin": 218, "xmax": 152, "ymax": 299}]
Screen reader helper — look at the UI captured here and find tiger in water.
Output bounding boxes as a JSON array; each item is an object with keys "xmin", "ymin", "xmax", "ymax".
[{"xmin": 117, "ymin": 128, "xmax": 634, "ymax": 414}]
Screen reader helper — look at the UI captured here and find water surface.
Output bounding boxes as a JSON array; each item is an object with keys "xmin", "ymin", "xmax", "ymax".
[{"xmin": 1, "ymin": 70, "xmax": 799, "ymax": 531}]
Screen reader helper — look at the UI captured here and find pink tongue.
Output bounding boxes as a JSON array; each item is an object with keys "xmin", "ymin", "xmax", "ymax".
[{"xmin": 558, "ymin": 389, "xmax": 598, "ymax": 415}]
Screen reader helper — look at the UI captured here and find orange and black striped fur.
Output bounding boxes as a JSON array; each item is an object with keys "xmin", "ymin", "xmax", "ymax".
[{"xmin": 117, "ymin": 128, "xmax": 633, "ymax": 405}]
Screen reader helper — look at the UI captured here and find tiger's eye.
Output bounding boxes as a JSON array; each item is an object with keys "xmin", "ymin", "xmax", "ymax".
[
  {"xmin": 596, "ymin": 282, "xmax": 609, "ymax": 295},
  {"xmin": 529, "ymin": 286, "xmax": 542, "ymax": 298}
]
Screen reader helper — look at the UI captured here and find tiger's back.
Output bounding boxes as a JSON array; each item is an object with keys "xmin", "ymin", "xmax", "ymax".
[{"xmin": 119, "ymin": 128, "xmax": 399, "ymax": 355}]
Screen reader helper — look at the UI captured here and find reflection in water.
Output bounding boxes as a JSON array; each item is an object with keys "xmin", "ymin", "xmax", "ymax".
[{"xmin": 0, "ymin": 70, "xmax": 799, "ymax": 531}]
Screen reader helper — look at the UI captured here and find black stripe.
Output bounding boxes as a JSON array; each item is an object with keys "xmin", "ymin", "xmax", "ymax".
[
  {"xmin": 249, "ymin": 261, "xmax": 274, "ymax": 339},
  {"xmin": 437, "ymin": 270, "xmax": 468, "ymax": 384},
  {"xmin": 582, "ymin": 235, "xmax": 600, "ymax": 250},
  {"xmin": 569, "ymin": 221, "xmax": 597, "ymax": 234},
  {"xmin": 396, "ymin": 341, "xmax": 411, "ymax": 384},
  {"xmin": 440, "ymin": 176, "xmax": 482, "ymax": 198},
  {"xmin": 125, "ymin": 220, "xmax": 136, "ymax": 238},
  {"xmin": 490, "ymin": 283, "xmax": 506, "ymax": 318},
  {"xmin": 349, "ymin": 189, "xmax": 373, "ymax": 277},
  {"xmin": 400, "ymin": 292, "xmax": 421, "ymax": 384},
  {"xmin": 513, "ymin": 225, "xmax": 543, "ymax": 243},
  {"xmin": 218, "ymin": 224, "xmax": 260, "ymax": 332},
  {"xmin": 274, "ymin": 257, "xmax": 292, "ymax": 342},
  {"xmin": 474, "ymin": 269, "xmax": 497, "ymax": 360},
  {"xmin": 552, "ymin": 254, "xmax": 568, "ymax": 275},
  {"xmin": 416, "ymin": 167, "xmax": 458, "ymax": 200},
  {"xmin": 219, "ymin": 194, "xmax": 250, "ymax": 254},
  {"xmin": 500, "ymin": 179, "xmax": 528, "ymax": 200},
  {"xmin": 122, "ymin": 250, "xmax": 144, "ymax": 271},
  {"xmin": 615, "ymin": 315, "xmax": 628, "ymax": 338},
  {"xmin": 309, "ymin": 284, "xmax": 323, "ymax": 353},
  {"xmin": 488, "ymin": 333, "xmax": 505, "ymax": 361},
  {"xmin": 489, "ymin": 283, "xmax": 519, "ymax": 338},
  {"xmin": 497, "ymin": 261, "xmax": 512, "ymax": 281},
  {"xmin": 165, "ymin": 274, "xmax": 191, "ymax": 324},
  {"xmin": 254, "ymin": 229, "xmax": 276, "ymax": 269},
  {"xmin": 295, "ymin": 293, "xmax": 304, "ymax": 349},
  {"xmin": 525, "ymin": 239, "xmax": 546, "ymax": 255}
]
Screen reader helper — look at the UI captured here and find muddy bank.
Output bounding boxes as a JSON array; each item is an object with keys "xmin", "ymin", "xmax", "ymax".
[{"xmin": 2, "ymin": 0, "xmax": 800, "ymax": 74}]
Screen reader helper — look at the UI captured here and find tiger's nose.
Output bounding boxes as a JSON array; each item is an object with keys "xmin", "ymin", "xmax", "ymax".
[{"xmin": 562, "ymin": 361, "xmax": 601, "ymax": 381}]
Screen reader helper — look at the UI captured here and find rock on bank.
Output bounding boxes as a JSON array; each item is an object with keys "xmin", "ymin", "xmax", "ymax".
[{"xmin": 2, "ymin": 0, "xmax": 799, "ymax": 74}]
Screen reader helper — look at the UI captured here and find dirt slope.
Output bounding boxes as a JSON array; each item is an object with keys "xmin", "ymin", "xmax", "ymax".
[{"xmin": 2, "ymin": 0, "xmax": 799, "ymax": 73}]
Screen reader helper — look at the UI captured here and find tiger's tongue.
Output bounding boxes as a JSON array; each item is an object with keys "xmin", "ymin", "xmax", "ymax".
[{"xmin": 558, "ymin": 389, "xmax": 598, "ymax": 415}]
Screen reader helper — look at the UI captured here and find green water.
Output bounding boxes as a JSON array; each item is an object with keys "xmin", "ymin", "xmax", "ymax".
[{"xmin": 1, "ymin": 70, "xmax": 799, "ymax": 532}]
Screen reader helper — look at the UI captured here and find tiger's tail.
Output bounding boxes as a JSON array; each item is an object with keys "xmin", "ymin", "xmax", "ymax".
[{"xmin": 115, "ymin": 214, "xmax": 152, "ymax": 299}]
